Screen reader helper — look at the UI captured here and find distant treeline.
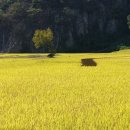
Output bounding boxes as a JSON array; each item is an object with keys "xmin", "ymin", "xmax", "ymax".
[{"xmin": 0, "ymin": 0, "xmax": 130, "ymax": 53}]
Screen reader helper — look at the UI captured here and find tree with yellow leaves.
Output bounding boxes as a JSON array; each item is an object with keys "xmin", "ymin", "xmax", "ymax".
[{"xmin": 33, "ymin": 28, "xmax": 55, "ymax": 57}]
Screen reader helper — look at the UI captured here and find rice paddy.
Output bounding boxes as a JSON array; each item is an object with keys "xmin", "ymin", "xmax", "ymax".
[{"xmin": 0, "ymin": 50, "xmax": 130, "ymax": 130}]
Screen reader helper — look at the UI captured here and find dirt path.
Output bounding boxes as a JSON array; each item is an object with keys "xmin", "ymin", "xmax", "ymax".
[{"xmin": 0, "ymin": 55, "xmax": 47, "ymax": 59}]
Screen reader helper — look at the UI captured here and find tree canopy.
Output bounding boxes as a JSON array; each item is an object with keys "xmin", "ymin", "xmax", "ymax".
[
  {"xmin": 127, "ymin": 15, "xmax": 130, "ymax": 29},
  {"xmin": 0, "ymin": 0, "xmax": 130, "ymax": 52},
  {"xmin": 33, "ymin": 28, "xmax": 53, "ymax": 50}
]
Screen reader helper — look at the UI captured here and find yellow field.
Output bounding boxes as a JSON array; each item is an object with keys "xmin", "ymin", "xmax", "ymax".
[{"xmin": 0, "ymin": 50, "xmax": 130, "ymax": 130}]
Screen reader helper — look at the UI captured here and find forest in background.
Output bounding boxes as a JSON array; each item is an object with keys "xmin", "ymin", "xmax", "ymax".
[{"xmin": 0, "ymin": 0, "xmax": 130, "ymax": 53}]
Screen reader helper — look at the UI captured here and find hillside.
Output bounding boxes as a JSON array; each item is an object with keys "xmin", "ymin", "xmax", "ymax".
[{"xmin": 0, "ymin": 0, "xmax": 130, "ymax": 52}]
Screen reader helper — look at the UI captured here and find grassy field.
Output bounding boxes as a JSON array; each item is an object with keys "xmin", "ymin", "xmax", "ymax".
[{"xmin": 0, "ymin": 50, "xmax": 130, "ymax": 130}]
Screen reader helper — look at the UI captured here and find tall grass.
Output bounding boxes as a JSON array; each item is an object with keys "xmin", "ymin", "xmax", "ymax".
[{"xmin": 0, "ymin": 50, "xmax": 130, "ymax": 130}]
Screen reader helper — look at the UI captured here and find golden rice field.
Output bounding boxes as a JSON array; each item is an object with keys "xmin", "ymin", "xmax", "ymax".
[{"xmin": 0, "ymin": 50, "xmax": 130, "ymax": 130}]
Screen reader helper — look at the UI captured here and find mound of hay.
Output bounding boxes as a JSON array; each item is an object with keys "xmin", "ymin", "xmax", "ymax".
[
  {"xmin": 47, "ymin": 53, "xmax": 55, "ymax": 58},
  {"xmin": 81, "ymin": 58, "xmax": 97, "ymax": 66}
]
